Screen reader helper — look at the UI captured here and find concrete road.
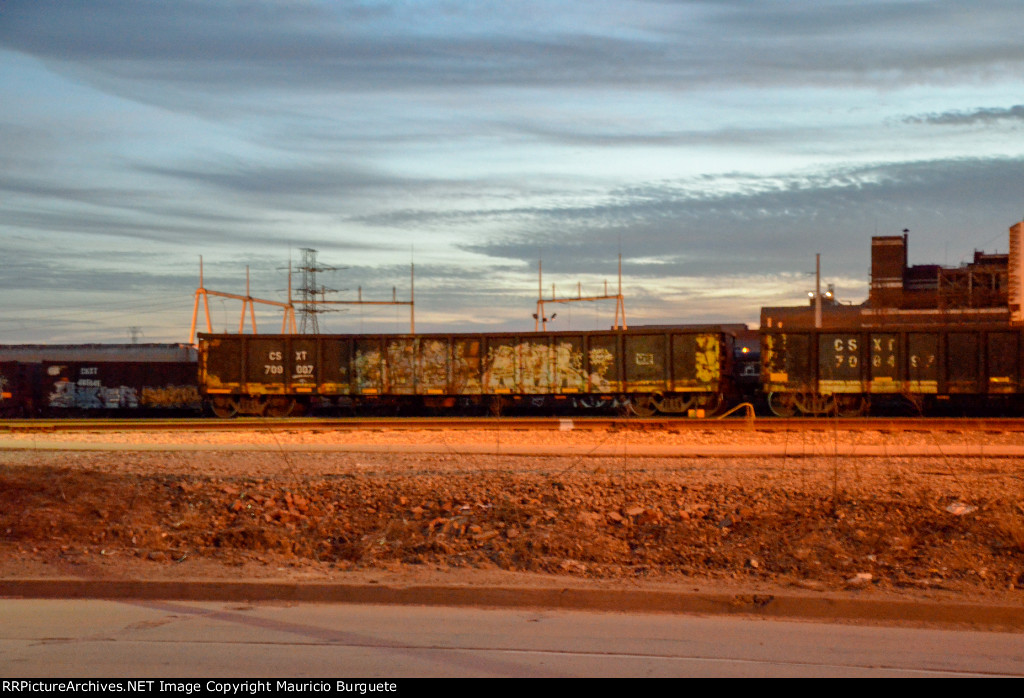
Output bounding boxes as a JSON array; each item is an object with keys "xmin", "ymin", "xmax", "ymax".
[{"xmin": 2, "ymin": 600, "xmax": 1023, "ymax": 677}]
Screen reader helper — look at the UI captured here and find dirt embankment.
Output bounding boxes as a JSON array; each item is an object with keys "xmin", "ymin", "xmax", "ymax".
[{"xmin": 1, "ymin": 427, "xmax": 1023, "ymax": 604}]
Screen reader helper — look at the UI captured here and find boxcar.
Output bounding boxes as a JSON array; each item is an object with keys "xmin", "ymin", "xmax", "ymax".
[
  {"xmin": 760, "ymin": 324, "xmax": 1024, "ymax": 416},
  {"xmin": 42, "ymin": 361, "xmax": 200, "ymax": 413},
  {"xmin": 0, "ymin": 361, "xmax": 36, "ymax": 417},
  {"xmin": 197, "ymin": 328, "xmax": 735, "ymax": 417},
  {"xmin": 0, "ymin": 344, "xmax": 199, "ymax": 416}
]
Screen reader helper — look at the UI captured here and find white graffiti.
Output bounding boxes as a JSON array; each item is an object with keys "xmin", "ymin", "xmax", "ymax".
[{"xmin": 49, "ymin": 381, "xmax": 139, "ymax": 409}]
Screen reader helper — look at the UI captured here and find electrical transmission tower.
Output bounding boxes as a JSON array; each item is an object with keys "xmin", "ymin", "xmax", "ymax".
[{"xmin": 295, "ymin": 248, "xmax": 339, "ymax": 334}]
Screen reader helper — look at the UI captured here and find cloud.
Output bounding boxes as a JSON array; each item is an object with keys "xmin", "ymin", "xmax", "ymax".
[
  {"xmin": 906, "ymin": 105, "xmax": 1024, "ymax": 126},
  {"xmin": 3, "ymin": 0, "xmax": 1022, "ymax": 104},
  {"xmin": 454, "ymin": 157, "xmax": 1024, "ymax": 275}
]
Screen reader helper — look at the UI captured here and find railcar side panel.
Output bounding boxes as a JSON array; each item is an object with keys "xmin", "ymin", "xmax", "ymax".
[
  {"xmin": 417, "ymin": 337, "xmax": 450, "ymax": 394},
  {"xmin": 761, "ymin": 332, "xmax": 813, "ymax": 393},
  {"xmin": 623, "ymin": 334, "xmax": 668, "ymax": 392},
  {"xmin": 946, "ymin": 333, "xmax": 980, "ymax": 393},
  {"xmin": 671, "ymin": 333, "xmax": 722, "ymax": 392},
  {"xmin": 288, "ymin": 338, "xmax": 319, "ymax": 394},
  {"xmin": 0, "ymin": 361, "xmax": 35, "ymax": 416},
  {"xmin": 554, "ymin": 336, "xmax": 587, "ymax": 393},
  {"xmin": 482, "ymin": 335, "xmax": 519, "ymax": 394},
  {"xmin": 244, "ymin": 337, "xmax": 286, "ymax": 394},
  {"xmin": 139, "ymin": 362, "xmax": 201, "ymax": 409},
  {"xmin": 515, "ymin": 337, "xmax": 554, "ymax": 393},
  {"xmin": 452, "ymin": 337, "xmax": 483, "ymax": 394},
  {"xmin": 586, "ymin": 335, "xmax": 619, "ymax": 392},
  {"xmin": 818, "ymin": 334, "xmax": 863, "ymax": 394},
  {"xmin": 987, "ymin": 331, "xmax": 1018, "ymax": 393},
  {"xmin": 907, "ymin": 333, "xmax": 939, "ymax": 393},
  {"xmin": 319, "ymin": 337, "xmax": 351, "ymax": 394},
  {"xmin": 42, "ymin": 361, "xmax": 198, "ymax": 410},
  {"xmin": 869, "ymin": 333, "xmax": 900, "ymax": 393},
  {"xmin": 0, "ymin": 362, "xmax": 16, "ymax": 412},
  {"xmin": 386, "ymin": 338, "xmax": 416, "ymax": 395},
  {"xmin": 201, "ymin": 337, "xmax": 243, "ymax": 392},
  {"xmin": 353, "ymin": 338, "xmax": 384, "ymax": 395}
]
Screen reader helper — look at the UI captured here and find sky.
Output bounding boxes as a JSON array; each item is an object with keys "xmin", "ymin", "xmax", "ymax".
[{"xmin": 2, "ymin": 0, "xmax": 1023, "ymax": 343}]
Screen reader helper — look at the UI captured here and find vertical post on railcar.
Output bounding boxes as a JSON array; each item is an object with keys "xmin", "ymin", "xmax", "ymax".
[
  {"xmin": 536, "ymin": 259, "xmax": 543, "ymax": 332},
  {"xmin": 815, "ymin": 253, "xmax": 822, "ymax": 329}
]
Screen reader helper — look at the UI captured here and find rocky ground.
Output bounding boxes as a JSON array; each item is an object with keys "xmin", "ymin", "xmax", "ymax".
[{"xmin": 1, "ymin": 425, "xmax": 1023, "ymax": 606}]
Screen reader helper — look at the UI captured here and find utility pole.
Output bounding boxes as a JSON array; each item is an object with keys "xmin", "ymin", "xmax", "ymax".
[
  {"xmin": 534, "ymin": 254, "xmax": 627, "ymax": 331},
  {"xmin": 188, "ymin": 256, "xmax": 296, "ymax": 344}
]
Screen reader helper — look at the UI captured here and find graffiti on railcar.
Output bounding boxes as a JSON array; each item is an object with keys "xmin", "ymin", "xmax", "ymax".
[
  {"xmin": 481, "ymin": 341, "xmax": 594, "ymax": 393},
  {"xmin": 452, "ymin": 340, "xmax": 482, "ymax": 393},
  {"xmin": 554, "ymin": 342, "xmax": 587, "ymax": 391},
  {"xmin": 140, "ymin": 385, "xmax": 201, "ymax": 408},
  {"xmin": 694, "ymin": 333, "xmax": 720, "ymax": 384},
  {"xmin": 353, "ymin": 349, "xmax": 384, "ymax": 393},
  {"xmin": 483, "ymin": 344, "xmax": 518, "ymax": 392},
  {"xmin": 385, "ymin": 339, "xmax": 415, "ymax": 394},
  {"xmin": 520, "ymin": 343, "xmax": 553, "ymax": 391},
  {"xmin": 417, "ymin": 339, "xmax": 449, "ymax": 393},
  {"xmin": 588, "ymin": 347, "xmax": 615, "ymax": 392},
  {"xmin": 49, "ymin": 379, "xmax": 139, "ymax": 409}
]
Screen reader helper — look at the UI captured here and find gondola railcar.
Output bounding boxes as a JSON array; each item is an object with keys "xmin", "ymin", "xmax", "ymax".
[
  {"xmin": 197, "ymin": 327, "xmax": 737, "ymax": 417},
  {"xmin": 760, "ymin": 323, "xmax": 1024, "ymax": 416}
]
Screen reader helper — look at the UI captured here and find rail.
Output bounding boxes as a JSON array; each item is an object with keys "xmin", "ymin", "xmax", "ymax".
[{"xmin": 6, "ymin": 415, "xmax": 1024, "ymax": 434}]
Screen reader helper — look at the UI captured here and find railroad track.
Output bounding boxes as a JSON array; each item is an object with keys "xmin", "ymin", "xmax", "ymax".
[{"xmin": 4, "ymin": 416, "xmax": 1024, "ymax": 433}]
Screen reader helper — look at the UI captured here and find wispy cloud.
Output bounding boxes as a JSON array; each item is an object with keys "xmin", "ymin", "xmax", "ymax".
[{"xmin": 906, "ymin": 104, "xmax": 1024, "ymax": 126}]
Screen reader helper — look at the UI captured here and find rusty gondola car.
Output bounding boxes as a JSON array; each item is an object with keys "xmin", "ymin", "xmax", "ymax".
[
  {"xmin": 197, "ymin": 328, "xmax": 736, "ymax": 417},
  {"xmin": 760, "ymin": 324, "xmax": 1024, "ymax": 416}
]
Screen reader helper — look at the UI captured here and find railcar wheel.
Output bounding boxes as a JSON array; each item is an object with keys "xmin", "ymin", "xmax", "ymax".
[
  {"xmin": 210, "ymin": 397, "xmax": 238, "ymax": 419},
  {"xmin": 799, "ymin": 393, "xmax": 836, "ymax": 416},
  {"xmin": 238, "ymin": 396, "xmax": 267, "ymax": 417},
  {"xmin": 265, "ymin": 397, "xmax": 297, "ymax": 418},
  {"xmin": 655, "ymin": 393, "xmax": 697, "ymax": 414},
  {"xmin": 695, "ymin": 393, "xmax": 724, "ymax": 416},
  {"xmin": 629, "ymin": 395, "xmax": 658, "ymax": 418},
  {"xmin": 767, "ymin": 392, "xmax": 797, "ymax": 418},
  {"xmin": 835, "ymin": 395, "xmax": 868, "ymax": 417}
]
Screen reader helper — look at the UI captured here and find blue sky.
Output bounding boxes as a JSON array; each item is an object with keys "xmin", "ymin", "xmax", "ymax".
[{"xmin": 2, "ymin": 0, "xmax": 1023, "ymax": 342}]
